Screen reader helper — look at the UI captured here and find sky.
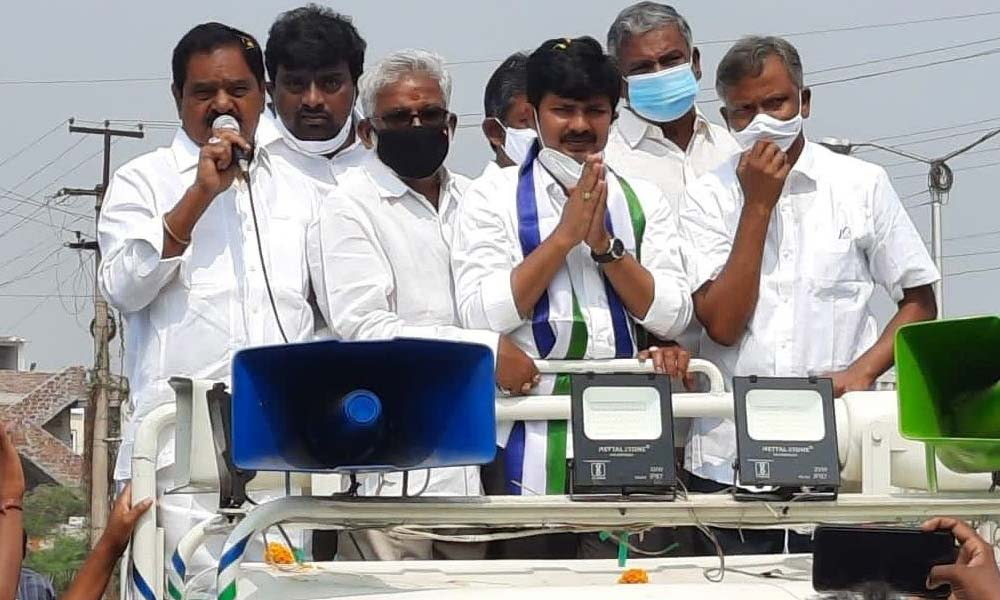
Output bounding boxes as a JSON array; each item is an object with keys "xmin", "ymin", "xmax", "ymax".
[{"xmin": 1, "ymin": 0, "xmax": 999, "ymax": 373}]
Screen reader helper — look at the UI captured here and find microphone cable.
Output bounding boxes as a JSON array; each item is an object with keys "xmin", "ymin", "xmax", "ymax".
[{"xmin": 243, "ymin": 168, "xmax": 290, "ymax": 344}]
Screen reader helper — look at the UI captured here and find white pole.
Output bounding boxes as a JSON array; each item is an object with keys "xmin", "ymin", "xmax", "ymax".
[{"xmin": 931, "ymin": 189, "xmax": 944, "ymax": 318}]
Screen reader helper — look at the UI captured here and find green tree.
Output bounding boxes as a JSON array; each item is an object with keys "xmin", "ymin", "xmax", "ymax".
[
  {"xmin": 22, "ymin": 484, "xmax": 86, "ymax": 537},
  {"xmin": 22, "ymin": 485, "xmax": 89, "ymax": 593},
  {"xmin": 24, "ymin": 535, "xmax": 89, "ymax": 593}
]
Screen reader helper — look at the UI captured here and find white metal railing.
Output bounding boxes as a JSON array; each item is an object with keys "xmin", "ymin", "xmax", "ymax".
[{"xmin": 496, "ymin": 358, "xmax": 730, "ymax": 422}]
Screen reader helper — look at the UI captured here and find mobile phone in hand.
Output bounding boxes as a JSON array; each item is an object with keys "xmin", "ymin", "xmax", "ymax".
[{"xmin": 813, "ymin": 524, "xmax": 958, "ymax": 598}]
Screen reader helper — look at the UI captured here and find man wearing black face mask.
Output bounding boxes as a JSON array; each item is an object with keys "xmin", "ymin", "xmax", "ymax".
[{"xmin": 306, "ymin": 49, "xmax": 539, "ymax": 561}]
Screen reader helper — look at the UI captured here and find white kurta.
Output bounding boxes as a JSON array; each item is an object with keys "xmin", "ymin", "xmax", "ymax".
[
  {"xmin": 98, "ymin": 127, "xmax": 322, "ymax": 573},
  {"xmin": 605, "ymin": 107, "xmax": 740, "ymax": 355},
  {"xmin": 307, "ymin": 158, "xmax": 498, "ymax": 498},
  {"xmin": 680, "ymin": 139, "xmax": 940, "ymax": 484},
  {"xmin": 451, "ymin": 161, "xmax": 693, "ymax": 494}
]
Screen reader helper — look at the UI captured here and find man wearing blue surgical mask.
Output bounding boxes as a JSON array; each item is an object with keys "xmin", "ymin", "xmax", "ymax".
[
  {"xmin": 478, "ymin": 52, "xmax": 537, "ymax": 183},
  {"xmin": 604, "ymin": 2, "xmax": 739, "ymax": 356},
  {"xmin": 605, "ymin": 2, "xmax": 739, "ymax": 210}
]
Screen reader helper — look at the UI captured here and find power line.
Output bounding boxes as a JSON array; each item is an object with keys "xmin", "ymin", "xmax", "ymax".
[
  {"xmin": 945, "ymin": 228, "xmax": 1000, "ymax": 242},
  {"xmin": 3, "ymin": 9, "xmax": 998, "ymax": 85},
  {"xmin": 881, "ymin": 144, "xmax": 1000, "ymax": 169},
  {"xmin": 868, "ymin": 116, "xmax": 1000, "ymax": 143},
  {"xmin": 809, "ymin": 35, "xmax": 1000, "ymax": 75},
  {"xmin": 0, "ymin": 292, "xmax": 90, "ymax": 298},
  {"xmin": 698, "ymin": 36, "xmax": 1000, "ymax": 93},
  {"xmin": 0, "ymin": 141, "xmax": 118, "ymax": 240},
  {"xmin": 945, "ymin": 264, "xmax": 1000, "ymax": 278},
  {"xmin": 2, "ymin": 260, "xmax": 88, "ymax": 331},
  {"xmin": 0, "ymin": 246, "xmax": 64, "ymax": 290},
  {"xmin": 858, "ymin": 125, "xmax": 1000, "ymax": 155},
  {"xmin": 0, "ymin": 76, "xmax": 169, "ymax": 86},
  {"xmin": 893, "ymin": 159, "xmax": 1000, "ymax": 181},
  {"xmin": 812, "ymin": 47, "xmax": 1000, "ymax": 86},
  {"xmin": 3, "ymin": 137, "xmax": 87, "ymax": 193},
  {"xmin": 0, "ymin": 119, "xmax": 69, "ymax": 170},
  {"xmin": 442, "ymin": 9, "xmax": 1000, "ymax": 68},
  {"xmin": 943, "ymin": 248, "xmax": 1000, "ymax": 259},
  {"xmin": 702, "ymin": 46, "xmax": 1000, "ymax": 104},
  {"xmin": 700, "ymin": 9, "xmax": 1000, "ymax": 46}
]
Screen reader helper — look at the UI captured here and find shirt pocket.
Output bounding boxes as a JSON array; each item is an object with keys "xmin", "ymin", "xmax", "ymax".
[{"xmin": 812, "ymin": 238, "xmax": 864, "ymax": 289}]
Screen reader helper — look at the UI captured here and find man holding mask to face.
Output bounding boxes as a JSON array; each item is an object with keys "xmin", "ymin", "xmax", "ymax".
[
  {"xmin": 307, "ymin": 49, "xmax": 539, "ymax": 561},
  {"xmin": 680, "ymin": 36, "xmax": 938, "ymax": 553}
]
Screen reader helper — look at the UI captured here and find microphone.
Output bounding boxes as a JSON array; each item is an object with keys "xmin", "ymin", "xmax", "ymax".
[{"xmin": 211, "ymin": 114, "xmax": 252, "ymax": 174}]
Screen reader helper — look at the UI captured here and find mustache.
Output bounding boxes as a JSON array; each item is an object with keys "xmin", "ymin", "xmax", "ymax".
[
  {"xmin": 296, "ymin": 108, "xmax": 331, "ymax": 120},
  {"xmin": 561, "ymin": 132, "xmax": 597, "ymax": 144}
]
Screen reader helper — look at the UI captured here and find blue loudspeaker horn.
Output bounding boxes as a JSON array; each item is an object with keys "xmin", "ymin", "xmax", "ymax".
[{"xmin": 230, "ymin": 338, "xmax": 497, "ymax": 473}]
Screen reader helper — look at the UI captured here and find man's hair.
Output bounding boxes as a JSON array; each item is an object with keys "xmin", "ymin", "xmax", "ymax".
[
  {"xmin": 716, "ymin": 35, "xmax": 804, "ymax": 101},
  {"xmin": 172, "ymin": 22, "xmax": 264, "ymax": 91},
  {"xmin": 526, "ymin": 37, "xmax": 621, "ymax": 110},
  {"xmin": 483, "ymin": 52, "xmax": 529, "ymax": 122},
  {"xmin": 607, "ymin": 2, "xmax": 693, "ymax": 60},
  {"xmin": 265, "ymin": 4, "xmax": 367, "ymax": 84},
  {"xmin": 358, "ymin": 49, "xmax": 452, "ymax": 117}
]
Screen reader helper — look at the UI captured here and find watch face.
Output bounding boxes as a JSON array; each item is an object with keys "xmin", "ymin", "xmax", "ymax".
[{"xmin": 611, "ymin": 237, "xmax": 625, "ymax": 257}]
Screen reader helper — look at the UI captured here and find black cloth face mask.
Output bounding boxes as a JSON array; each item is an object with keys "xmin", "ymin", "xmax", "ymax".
[{"xmin": 374, "ymin": 125, "xmax": 450, "ymax": 179}]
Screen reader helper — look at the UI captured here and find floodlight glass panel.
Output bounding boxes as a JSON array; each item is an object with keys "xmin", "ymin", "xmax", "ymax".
[
  {"xmin": 582, "ymin": 386, "xmax": 662, "ymax": 441},
  {"xmin": 746, "ymin": 388, "xmax": 825, "ymax": 442}
]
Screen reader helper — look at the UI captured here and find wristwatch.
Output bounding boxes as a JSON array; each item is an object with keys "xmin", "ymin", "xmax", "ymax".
[{"xmin": 591, "ymin": 237, "xmax": 626, "ymax": 264}]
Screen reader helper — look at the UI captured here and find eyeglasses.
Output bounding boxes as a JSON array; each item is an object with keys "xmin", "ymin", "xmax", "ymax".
[{"xmin": 371, "ymin": 106, "xmax": 452, "ymax": 130}]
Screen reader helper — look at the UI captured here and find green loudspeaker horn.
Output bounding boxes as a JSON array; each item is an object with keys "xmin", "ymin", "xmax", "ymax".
[{"xmin": 896, "ymin": 315, "xmax": 1000, "ymax": 486}]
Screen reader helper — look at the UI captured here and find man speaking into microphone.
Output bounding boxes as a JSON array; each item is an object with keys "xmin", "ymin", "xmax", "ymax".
[{"xmin": 97, "ymin": 22, "xmax": 323, "ymax": 569}]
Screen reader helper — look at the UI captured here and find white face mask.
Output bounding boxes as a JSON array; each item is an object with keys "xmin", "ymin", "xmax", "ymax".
[
  {"xmin": 531, "ymin": 107, "xmax": 603, "ymax": 189},
  {"xmin": 731, "ymin": 110, "xmax": 803, "ymax": 152},
  {"xmin": 493, "ymin": 119, "xmax": 537, "ymax": 165},
  {"xmin": 274, "ymin": 107, "xmax": 358, "ymax": 157}
]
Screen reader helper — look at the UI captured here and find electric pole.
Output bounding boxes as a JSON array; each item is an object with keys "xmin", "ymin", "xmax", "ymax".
[
  {"xmin": 821, "ymin": 128, "xmax": 1000, "ymax": 318},
  {"xmin": 62, "ymin": 119, "xmax": 143, "ymax": 548}
]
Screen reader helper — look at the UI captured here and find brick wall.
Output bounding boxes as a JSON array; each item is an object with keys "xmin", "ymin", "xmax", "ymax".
[{"xmin": 0, "ymin": 367, "xmax": 88, "ymax": 487}]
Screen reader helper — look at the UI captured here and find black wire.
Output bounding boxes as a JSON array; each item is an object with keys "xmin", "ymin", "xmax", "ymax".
[
  {"xmin": 245, "ymin": 171, "xmax": 289, "ymax": 344},
  {"xmin": 245, "ymin": 495, "xmax": 300, "ymax": 563}
]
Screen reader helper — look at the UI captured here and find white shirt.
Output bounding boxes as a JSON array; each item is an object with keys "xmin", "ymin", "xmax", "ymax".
[
  {"xmin": 99, "ymin": 129, "xmax": 321, "ymax": 479},
  {"xmin": 451, "ymin": 161, "xmax": 692, "ymax": 357},
  {"xmin": 605, "ymin": 108, "xmax": 740, "ymax": 354},
  {"xmin": 256, "ymin": 111, "xmax": 372, "ymax": 188},
  {"xmin": 307, "ymin": 158, "xmax": 497, "ymax": 497},
  {"xmin": 606, "ymin": 108, "xmax": 740, "ymax": 213},
  {"xmin": 257, "ymin": 112, "xmax": 372, "ymax": 339},
  {"xmin": 680, "ymin": 140, "xmax": 940, "ymax": 483}
]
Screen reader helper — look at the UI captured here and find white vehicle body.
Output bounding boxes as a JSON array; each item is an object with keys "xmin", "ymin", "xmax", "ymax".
[{"xmin": 127, "ymin": 359, "xmax": 1000, "ymax": 600}]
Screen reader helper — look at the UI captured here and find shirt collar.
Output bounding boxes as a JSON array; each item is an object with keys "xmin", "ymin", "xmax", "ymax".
[
  {"xmin": 170, "ymin": 128, "xmax": 201, "ymax": 173},
  {"xmin": 617, "ymin": 106, "xmax": 712, "ymax": 150},
  {"xmin": 259, "ymin": 108, "xmax": 366, "ymax": 160},
  {"xmin": 169, "ymin": 126, "xmax": 273, "ymax": 175},
  {"xmin": 256, "ymin": 111, "xmax": 283, "ymax": 148},
  {"xmin": 366, "ymin": 157, "xmax": 457, "ymax": 203},
  {"xmin": 791, "ymin": 137, "xmax": 820, "ymax": 182}
]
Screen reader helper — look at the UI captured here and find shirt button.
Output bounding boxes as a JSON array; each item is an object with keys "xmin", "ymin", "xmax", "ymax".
[{"xmin": 782, "ymin": 250, "xmax": 792, "ymax": 259}]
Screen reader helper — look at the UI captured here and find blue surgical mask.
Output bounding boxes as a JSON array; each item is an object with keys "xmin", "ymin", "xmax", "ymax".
[{"xmin": 625, "ymin": 62, "xmax": 698, "ymax": 123}]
